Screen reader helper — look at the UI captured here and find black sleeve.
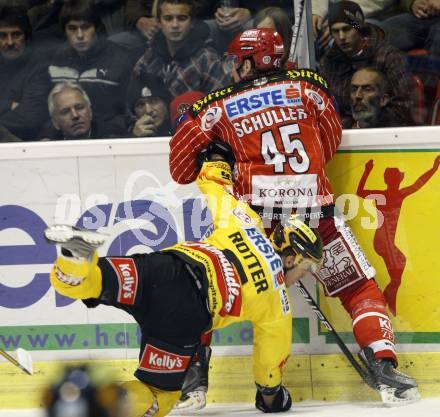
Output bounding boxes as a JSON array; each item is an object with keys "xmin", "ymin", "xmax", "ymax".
[{"xmin": 0, "ymin": 64, "xmax": 51, "ymax": 140}]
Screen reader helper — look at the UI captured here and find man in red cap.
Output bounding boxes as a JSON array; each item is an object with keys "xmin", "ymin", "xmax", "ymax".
[
  {"xmin": 170, "ymin": 27, "xmax": 420, "ymax": 409},
  {"xmin": 169, "ymin": 91, "xmax": 205, "ymax": 132}
]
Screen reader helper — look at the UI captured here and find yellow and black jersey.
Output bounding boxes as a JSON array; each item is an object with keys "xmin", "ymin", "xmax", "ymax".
[
  {"xmin": 165, "ymin": 162, "xmax": 292, "ymax": 387},
  {"xmin": 50, "ymin": 162, "xmax": 292, "ymax": 389}
]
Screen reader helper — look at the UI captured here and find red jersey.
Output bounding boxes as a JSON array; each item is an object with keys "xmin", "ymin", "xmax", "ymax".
[{"xmin": 169, "ymin": 69, "xmax": 342, "ymax": 209}]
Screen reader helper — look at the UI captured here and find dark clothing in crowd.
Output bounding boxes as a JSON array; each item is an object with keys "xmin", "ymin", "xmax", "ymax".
[
  {"xmin": 43, "ymin": 119, "xmax": 116, "ymax": 140},
  {"xmin": 134, "ymin": 21, "xmax": 229, "ymax": 98},
  {"xmin": 383, "ymin": 14, "xmax": 440, "ymax": 58},
  {"xmin": 27, "ymin": 0, "xmax": 151, "ymax": 57},
  {"xmin": 376, "ymin": 107, "xmax": 413, "ymax": 127},
  {"xmin": 90, "ymin": 0, "xmax": 150, "ymax": 35},
  {"xmin": 29, "ymin": 0, "xmax": 150, "ymax": 38},
  {"xmin": 351, "ymin": 106, "xmax": 412, "ymax": 129},
  {"xmin": 191, "ymin": 0, "xmax": 293, "ymax": 19},
  {"xmin": 48, "ymin": 38, "xmax": 134, "ymax": 135},
  {"xmin": 0, "ymin": 50, "xmax": 50, "ymax": 140},
  {"xmin": 320, "ymin": 24, "xmax": 415, "ymax": 127}
]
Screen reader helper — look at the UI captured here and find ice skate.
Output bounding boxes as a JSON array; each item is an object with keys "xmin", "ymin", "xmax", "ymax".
[
  {"xmin": 44, "ymin": 224, "xmax": 107, "ymax": 260},
  {"xmin": 359, "ymin": 347, "xmax": 420, "ymax": 406},
  {"xmin": 173, "ymin": 345, "xmax": 211, "ymax": 412}
]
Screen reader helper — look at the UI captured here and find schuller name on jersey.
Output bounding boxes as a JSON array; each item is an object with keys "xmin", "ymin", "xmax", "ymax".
[{"xmin": 224, "ymin": 83, "xmax": 308, "ymax": 137}]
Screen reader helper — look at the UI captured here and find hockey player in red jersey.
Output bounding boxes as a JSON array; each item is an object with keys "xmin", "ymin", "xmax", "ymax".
[{"xmin": 169, "ymin": 28, "xmax": 419, "ymax": 406}]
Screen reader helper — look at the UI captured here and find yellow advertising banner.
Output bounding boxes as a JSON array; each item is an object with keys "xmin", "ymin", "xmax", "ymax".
[{"xmin": 322, "ymin": 150, "xmax": 440, "ymax": 342}]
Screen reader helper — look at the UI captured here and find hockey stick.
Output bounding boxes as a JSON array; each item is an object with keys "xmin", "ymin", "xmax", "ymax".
[
  {"xmin": 289, "ymin": 0, "xmax": 305, "ymax": 63},
  {"xmin": 294, "ymin": 280, "xmax": 377, "ymax": 389},
  {"xmin": 0, "ymin": 347, "xmax": 33, "ymax": 375}
]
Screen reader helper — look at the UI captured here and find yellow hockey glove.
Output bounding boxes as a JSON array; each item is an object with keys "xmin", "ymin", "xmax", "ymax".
[{"xmin": 197, "ymin": 161, "xmax": 233, "ymax": 186}]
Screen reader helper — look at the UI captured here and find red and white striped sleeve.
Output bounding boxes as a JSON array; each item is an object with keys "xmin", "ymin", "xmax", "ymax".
[
  {"xmin": 317, "ymin": 91, "xmax": 342, "ymax": 163},
  {"xmin": 169, "ymin": 117, "xmax": 213, "ymax": 184}
]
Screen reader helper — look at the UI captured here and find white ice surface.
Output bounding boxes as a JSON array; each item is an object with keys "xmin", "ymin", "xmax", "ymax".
[{"xmin": 2, "ymin": 398, "xmax": 439, "ymax": 417}]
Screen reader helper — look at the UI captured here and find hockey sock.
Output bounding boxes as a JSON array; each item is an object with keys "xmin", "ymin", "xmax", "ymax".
[{"xmin": 339, "ymin": 280, "xmax": 397, "ymax": 363}]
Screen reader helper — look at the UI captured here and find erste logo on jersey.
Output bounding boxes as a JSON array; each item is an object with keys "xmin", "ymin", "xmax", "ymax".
[
  {"xmin": 244, "ymin": 227, "xmax": 284, "ymax": 290},
  {"xmin": 224, "ymin": 84, "xmax": 303, "ymax": 121},
  {"xmin": 107, "ymin": 257, "xmax": 138, "ymax": 305},
  {"xmin": 139, "ymin": 344, "xmax": 191, "ymax": 373}
]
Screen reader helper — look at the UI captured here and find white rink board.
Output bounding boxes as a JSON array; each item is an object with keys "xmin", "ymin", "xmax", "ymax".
[{"xmin": 1, "ymin": 126, "xmax": 440, "ymax": 360}]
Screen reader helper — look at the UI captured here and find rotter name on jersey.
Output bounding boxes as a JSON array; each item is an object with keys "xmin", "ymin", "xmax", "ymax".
[{"xmin": 224, "ymin": 84, "xmax": 302, "ymax": 121}]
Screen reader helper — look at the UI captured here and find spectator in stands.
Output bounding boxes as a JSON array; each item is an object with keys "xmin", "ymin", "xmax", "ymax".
[
  {"xmin": 199, "ymin": 1, "xmax": 293, "ymax": 53},
  {"xmin": 311, "ymin": 0, "xmax": 406, "ymax": 56},
  {"xmin": 133, "ymin": 0, "xmax": 229, "ymax": 98},
  {"xmin": 382, "ymin": 0, "xmax": 440, "ymax": 58},
  {"xmin": 254, "ymin": 6, "xmax": 293, "ymax": 68},
  {"xmin": 131, "ymin": 0, "xmax": 215, "ymax": 44},
  {"xmin": 350, "ymin": 67, "xmax": 411, "ymax": 128},
  {"xmin": 130, "ymin": 1, "xmax": 293, "ymax": 52},
  {"xmin": 99, "ymin": 0, "xmax": 155, "ymax": 56},
  {"xmin": 206, "ymin": 1, "xmax": 253, "ymax": 53},
  {"xmin": 47, "ymin": 82, "xmax": 95, "ymax": 140},
  {"xmin": 0, "ymin": 5, "xmax": 50, "ymax": 142},
  {"xmin": 46, "ymin": 0, "xmax": 134, "ymax": 137},
  {"xmin": 127, "ymin": 0, "xmax": 159, "ymax": 43},
  {"xmin": 319, "ymin": 1, "xmax": 415, "ymax": 128},
  {"xmin": 28, "ymin": 0, "xmax": 152, "ymax": 56},
  {"xmin": 127, "ymin": 73, "xmax": 173, "ymax": 137}
]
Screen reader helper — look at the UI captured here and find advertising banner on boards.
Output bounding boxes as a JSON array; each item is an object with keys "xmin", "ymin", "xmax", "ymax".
[
  {"xmin": 321, "ymin": 150, "xmax": 440, "ymax": 344},
  {"xmin": 1, "ymin": 130, "xmax": 439, "ymax": 357}
]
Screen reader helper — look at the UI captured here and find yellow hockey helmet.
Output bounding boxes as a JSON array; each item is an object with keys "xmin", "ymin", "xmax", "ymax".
[{"xmin": 270, "ymin": 214, "xmax": 323, "ymax": 271}]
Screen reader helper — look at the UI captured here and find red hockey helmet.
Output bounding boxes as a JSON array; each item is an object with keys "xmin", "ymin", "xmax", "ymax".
[{"xmin": 226, "ymin": 28, "xmax": 285, "ymax": 72}]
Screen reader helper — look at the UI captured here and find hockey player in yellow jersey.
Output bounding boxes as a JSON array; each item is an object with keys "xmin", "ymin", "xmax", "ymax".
[{"xmin": 45, "ymin": 159, "xmax": 323, "ymax": 417}]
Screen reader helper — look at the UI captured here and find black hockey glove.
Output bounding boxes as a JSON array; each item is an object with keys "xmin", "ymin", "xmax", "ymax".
[
  {"xmin": 255, "ymin": 384, "xmax": 292, "ymax": 413},
  {"xmin": 196, "ymin": 139, "xmax": 236, "ymax": 171}
]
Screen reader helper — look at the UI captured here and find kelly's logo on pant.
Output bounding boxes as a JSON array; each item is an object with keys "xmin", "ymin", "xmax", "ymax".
[{"xmin": 139, "ymin": 345, "xmax": 191, "ymax": 373}]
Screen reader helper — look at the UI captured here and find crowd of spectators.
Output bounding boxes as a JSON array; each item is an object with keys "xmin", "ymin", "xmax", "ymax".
[{"xmin": 0, "ymin": 0, "xmax": 438, "ymax": 142}]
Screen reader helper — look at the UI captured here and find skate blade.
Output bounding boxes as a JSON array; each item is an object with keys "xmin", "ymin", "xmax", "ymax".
[
  {"xmin": 378, "ymin": 385, "xmax": 421, "ymax": 406},
  {"xmin": 45, "ymin": 224, "xmax": 107, "ymax": 247},
  {"xmin": 172, "ymin": 391, "xmax": 206, "ymax": 413}
]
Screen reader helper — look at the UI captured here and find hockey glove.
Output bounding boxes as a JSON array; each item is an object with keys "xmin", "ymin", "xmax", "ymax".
[
  {"xmin": 196, "ymin": 139, "xmax": 236, "ymax": 171},
  {"xmin": 197, "ymin": 161, "xmax": 233, "ymax": 187},
  {"xmin": 255, "ymin": 384, "xmax": 292, "ymax": 413}
]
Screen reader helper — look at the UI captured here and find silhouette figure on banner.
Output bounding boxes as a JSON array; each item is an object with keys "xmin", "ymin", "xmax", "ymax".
[{"xmin": 357, "ymin": 156, "xmax": 440, "ymax": 316}]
